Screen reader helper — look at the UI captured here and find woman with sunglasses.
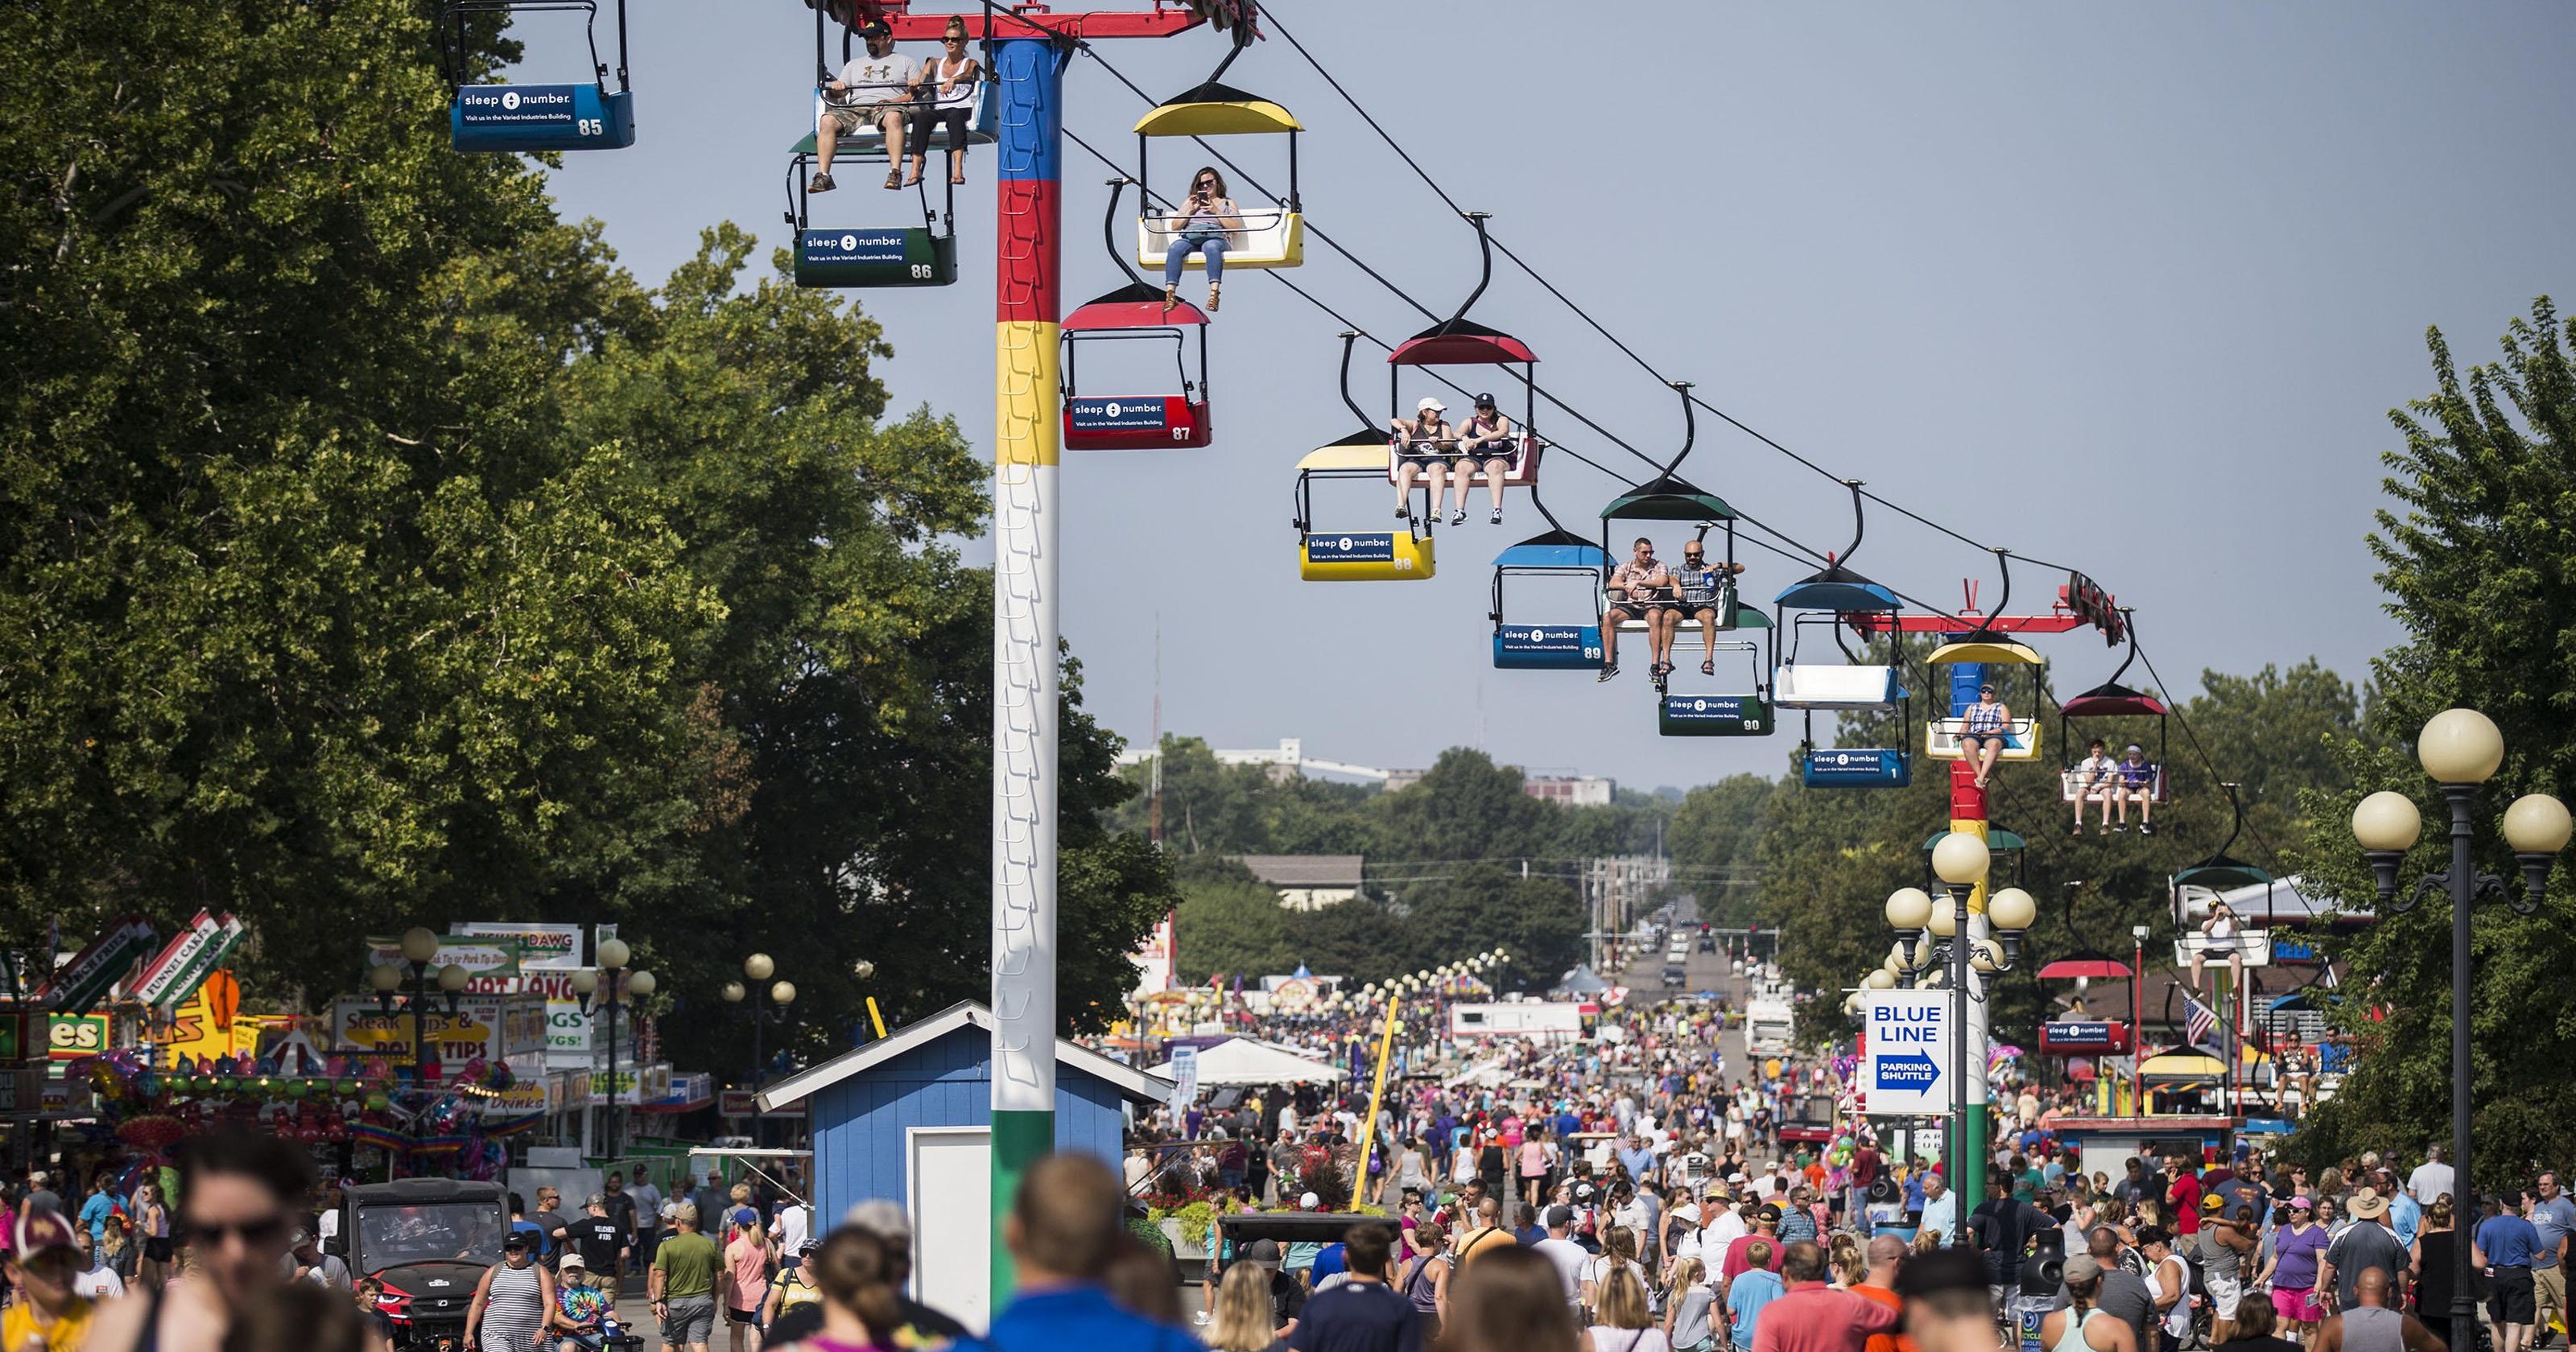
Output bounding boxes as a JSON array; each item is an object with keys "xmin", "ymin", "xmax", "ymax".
[
  {"xmin": 468, "ymin": 1231, "xmax": 559, "ymax": 1352},
  {"xmin": 1161, "ymin": 166, "xmax": 1241, "ymax": 314},
  {"xmin": 85, "ymin": 1128, "xmax": 314, "ymax": 1352},
  {"xmin": 905, "ymin": 19, "xmax": 980, "ymax": 188}
]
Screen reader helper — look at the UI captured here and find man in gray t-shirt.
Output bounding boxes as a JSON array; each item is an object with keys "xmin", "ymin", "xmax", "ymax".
[
  {"xmin": 2322, "ymin": 1193, "xmax": 2413, "ymax": 1311},
  {"xmin": 2052, "ymin": 1226, "xmax": 2157, "ymax": 1350}
]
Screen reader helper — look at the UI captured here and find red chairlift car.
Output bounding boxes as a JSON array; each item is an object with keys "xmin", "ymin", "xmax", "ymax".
[{"xmin": 1060, "ymin": 279, "xmax": 1212, "ymax": 451}]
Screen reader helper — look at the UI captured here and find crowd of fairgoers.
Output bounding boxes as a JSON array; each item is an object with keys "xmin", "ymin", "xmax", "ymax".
[{"xmin": 1104, "ymin": 992, "xmax": 2556, "ymax": 1352}]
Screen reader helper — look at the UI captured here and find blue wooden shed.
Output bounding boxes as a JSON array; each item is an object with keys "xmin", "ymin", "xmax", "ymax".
[{"xmin": 754, "ymin": 1000, "xmax": 1167, "ymax": 1331}]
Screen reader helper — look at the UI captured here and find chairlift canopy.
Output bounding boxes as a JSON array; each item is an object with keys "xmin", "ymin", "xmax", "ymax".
[
  {"xmin": 1134, "ymin": 81, "xmax": 1302, "ymax": 137},
  {"xmin": 1600, "ymin": 476, "xmax": 1736, "ymax": 521}
]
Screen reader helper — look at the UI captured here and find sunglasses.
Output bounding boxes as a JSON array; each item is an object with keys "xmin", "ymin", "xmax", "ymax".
[{"xmin": 184, "ymin": 1215, "xmax": 291, "ymax": 1247}]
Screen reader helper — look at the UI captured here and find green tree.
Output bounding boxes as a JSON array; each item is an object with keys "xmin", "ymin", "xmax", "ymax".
[
  {"xmin": 1375, "ymin": 748, "xmax": 1556, "ymax": 863},
  {"xmin": 2293, "ymin": 299, "xmax": 2576, "ymax": 1181},
  {"xmin": 0, "ymin": 0, "xmax": 726, "ymax": 986},
  {"xmin": 1171, "ymin": 859, "xmax": 1291, "ymax": 984}
]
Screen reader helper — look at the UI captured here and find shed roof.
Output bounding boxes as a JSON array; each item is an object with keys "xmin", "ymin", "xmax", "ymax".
[
  {"xmin": 756, "ymin": 1000, "xmax": 1170, "ymax": 1111},
  {"xmin": 1228, "ymin": 855, "xmax": 1365, "ymax": 888}
]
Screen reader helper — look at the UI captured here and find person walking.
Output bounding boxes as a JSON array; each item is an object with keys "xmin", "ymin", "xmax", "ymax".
[
  {"xmin": 1284, "ymin": 1222, "xmax": 1421, "ymax": 1351},
  {"xmin": 2479, "ymin": 1189, "xmax": 2545, "ymax": 1352},
  {"xmin": 2409, "ymin": 1197, "xmax": 2458, "ymax": 1351},
  {"xmin": 2038, "ymin": 1255, "xmax": 2138, "ymax": 1352},
  {"xmin": 650, "ymin": 1203, "xmax": 724, "ymax": 1352},
  {"xmin": 1441, "ymin": 1246, "xmax": 1582, "ymax": 1352},
  {"xmin": 466, "ymin": 1232, "xmax": 555, "ymax": 1352},
  {"xmin": 2530, "ymin": 1173, "xmax": 2574, "ymax": 1348}
]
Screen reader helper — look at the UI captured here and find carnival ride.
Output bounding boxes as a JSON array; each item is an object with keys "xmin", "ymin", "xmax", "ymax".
[{"xmin": 432, "ymin": 0, "xmax": 2303, "ymax": 1226}]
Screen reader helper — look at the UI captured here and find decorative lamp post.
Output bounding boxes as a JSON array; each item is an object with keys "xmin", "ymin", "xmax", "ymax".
[
  {"xmin": 371, "ymin": 929, "xmax": 467, "ymax": 1087},
  {"xmin": 574, "ymin": 938, "xmax": 651, "ymax": 1161},
  {"xmin": 2351, "ymin": 708, "xmax": 2568, "ymax": 1346},
  {"xmin": 1888, "ymin": 839, "xmax": 2035, "ymax": 1244},
  {"xmin": 722, "ymin": 954, "xmax": 798, "ymax": 1093}
]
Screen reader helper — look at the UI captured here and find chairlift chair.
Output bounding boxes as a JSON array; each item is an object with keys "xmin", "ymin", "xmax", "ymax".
[
  {"xmin": 1294, "ymin": 432, "xmax": 1433, "ymax": 582},
  {"xmin": 1061, "ymin": 282, "xmax": 1212, "ymax": 451},
  {"xmin": 439, "ymin": 0, "xmax": 636, "ymax": 152},
  {"xmin": 1657, "ymin": 638, "xmax": 1774, "ymax": 738},
  {"xmin": 1132, "ymin": 84, "xmax": 1304, "ymax": 271},
  {"xmin": 1490, "ymin": 532, "xmax": 1609, "ymax": 670},
  {"xmin": 2058, "ymin": 609, "xmax": 2170, "ymax": 805},
  {"xmin": 1771, "ymin": 484, "xmax": 1911, "ymax": 786},
  {"xmin": 1384, "ymin": 216, "xmax": 1544, "ymax": 505}
]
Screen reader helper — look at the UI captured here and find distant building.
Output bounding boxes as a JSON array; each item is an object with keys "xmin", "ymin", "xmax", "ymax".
[
  {"xmin": 1524, "ymin": 774, "xmax": 1615, "ymax": 807},
  {"xmin": 1228, "ymin": 855, "xmax": 1365, "ymax": 910},
  {"xmin": 1384, "ymin": 769, "xmax": 1426, "ymax": 793}
]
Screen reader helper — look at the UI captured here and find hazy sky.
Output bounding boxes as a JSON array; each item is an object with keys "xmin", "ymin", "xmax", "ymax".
[{"xmin": 536, "ymin": 1, "xmax": 2574, "ymax": 790}]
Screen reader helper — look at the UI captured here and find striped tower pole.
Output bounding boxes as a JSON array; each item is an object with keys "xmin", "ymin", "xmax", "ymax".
[
  {"xmin": 990, "ymin": 33, "xmax": 1063, "ymax": 1313},
  {"xmin": 1945, "ymin": 657, "xmax": 1992, "ymax": 1210}
]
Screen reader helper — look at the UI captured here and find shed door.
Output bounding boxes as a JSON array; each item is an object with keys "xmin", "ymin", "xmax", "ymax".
[{"xmin": 908, "ymin": 1127, "xmax": 991, "ymax": 1332}]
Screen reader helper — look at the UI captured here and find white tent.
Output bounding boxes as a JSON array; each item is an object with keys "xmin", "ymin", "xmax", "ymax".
[{"xmin": 1149, "ymin": 1037, "xmax": 1348, "ymax": 1086}]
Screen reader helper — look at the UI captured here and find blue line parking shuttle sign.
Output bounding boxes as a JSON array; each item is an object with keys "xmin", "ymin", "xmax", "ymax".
[{"xmin": 1863, "ymin": 990, "xmax": 1952, "ymax": 1115}]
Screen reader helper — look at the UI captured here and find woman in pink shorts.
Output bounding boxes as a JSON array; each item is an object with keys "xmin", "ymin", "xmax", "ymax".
[{"xmin": 2256, "ymin": 1196, "xmax": 2331, "ymax": 1339}]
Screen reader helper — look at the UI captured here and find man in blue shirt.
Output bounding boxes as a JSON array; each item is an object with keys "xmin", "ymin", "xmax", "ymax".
[
  {"xmin": 989, "ymin": 1154, "xmax": 1198, "ymax": 1352},
  {"xmin": 77, "ymin": 1176, "xmax": 116, "ymax": 1255},
  {"xmin": 2529, "ymin": 1173, "xmax": 2575, "ymax": 1346},
  {"xmin": 2476, "ymin": 1189, "xmax": 2544, "ymax": 1352},
  {"xmin": 1287, "ymin": 1223, "xmax": 1421, "ymax": 1352}
]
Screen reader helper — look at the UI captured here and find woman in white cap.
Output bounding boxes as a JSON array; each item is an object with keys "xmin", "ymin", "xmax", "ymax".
[{"xmin": 1389, "ymin": 396, "xmax": 1456, "ymax": 523}]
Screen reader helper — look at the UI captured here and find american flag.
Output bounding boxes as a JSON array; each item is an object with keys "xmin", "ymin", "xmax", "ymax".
[{"xmin": 2185, "ymin": 993, "xmax": 2219, "ymax": 1049}]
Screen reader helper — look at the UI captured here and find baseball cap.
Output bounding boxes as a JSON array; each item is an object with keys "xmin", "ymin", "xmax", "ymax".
[
  {"xmin": 857, "ymin": 19, "xmax": 891, "ymax": 35},
  {"xmin": 1472, "ymin": 392, "xmax": 1497, "ymax": 409},
  {"xmin": 1241, "ymin": 1239, "xmax": 1284, "ymax": 1268},
  {"xmin": 1546, "ymin": 1205, "xmax": 1575, "ymax": 1229},
  {"xmin": 502, "ymin": 1231, "xmax": 531, "ymax": 1251},
  {"xmin": 558, "ymin": 1251, "xmax": 588, "ymax": 1271},
  {"xmin": 2201, "ymin": 1193, "xmax": 2226, "ymax": 1213},
  {"xmin": 2125, "ymin": 744, "xmax": 2144, "ymax": 754},
  {"xmin": 1416, "ymin": 396, "xmax": 1445, "ymax": 414},
  {"xmin": 14, "ymin": 1210, "xmax": 76, "ymax": 1259},
  {"xmin": 2062, "ymin": 1252, "xmax": 2102, "ymax": 1284},
  {"xmin": 1757, "ymin": 1202, "xmax": 1782, "ymax": 1222},
  {"xmin": 2289, "ymin": 1195, "xmax": 2313, "ymax": 1210}
]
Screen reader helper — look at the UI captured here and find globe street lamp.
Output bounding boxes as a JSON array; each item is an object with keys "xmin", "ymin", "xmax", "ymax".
[
  {"xmin": 2351, "ymin": 708, "xmax": 2568, "ymax": 1345},
  {"xmin": 369, "ymin": 929, "xmax": 469, "ymax": 1086},
  {"xmin": 574, "ymin": 939, "xmax": 652, "ymax": 1161},
  {"xmin": 722, "ymin": 954, "xmax": 799, "ymax": 1094},
  {"xmin": 1886, "ymin": 838, "xmax": 2036, "ymax": 1245}
]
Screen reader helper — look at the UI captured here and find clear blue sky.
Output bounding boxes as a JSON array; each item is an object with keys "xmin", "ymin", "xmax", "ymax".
[{"xmin": 536, "ymin": 0, "xmax": 2575, "ymax": 791}]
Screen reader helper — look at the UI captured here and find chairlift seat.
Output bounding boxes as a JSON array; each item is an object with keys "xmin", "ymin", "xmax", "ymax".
[
  {"xmin": 802, "ymin": 82, "xmax": 997, "ymax": 163},
  {"xmin": 1603, "ymin": 596, "xmax": 1768, "ymax": 639},
  {"xmin": 1061, "ymin": 288, "xmax": 1211, "ymax": 451},
  {"xmin": 793, "ymin": 225, "xmax": 956, "ymax": 287},
  {"xmin": 1773, "ymin": 665, "xmax": 1901, "ymax": 711},
  {"xmin": 1387, "ymin": 435, "xmax": 1542, "ymax": 488},
  {"xmin": 1297, "ymin": 439, "xmax": 1432, "ymax": 580},
  {"xmin": 2061, "ymin": 764, "xmax": 2169, "ymax": 804},
  {"xmin": 1926, "ymin": 718, "xmax": 2042, "ymax": 760},
  {"xmin": 451, "ymin": 84, "xmax": 635, "ymax": 153},
  {"xmin": 1137, "ymin": 208, "xmax": 1305, "ymax": 272},
  {"xmin": 2173, "ymin": 930, "xmax": 2273, "ymax": 968},
  {"xmin": 1800, "ymin": 748, "xmax": 1912, "ymax": 789},
  {"xmin": 1492, "ymin": 624, "xmax": 1604, "ymax": 670}
]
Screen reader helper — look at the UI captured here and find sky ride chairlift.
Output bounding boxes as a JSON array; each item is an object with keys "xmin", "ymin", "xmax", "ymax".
[
  {"xmin": 1489, "ymin": 532, "xmax": 1609, "ymax": 670},
  {"xmin": 2058, "ymin": 604, "xmax": 2170, "ymax": 805},
  {"xmin": 1060, "ymin": 184, "xmax": 1213, "ymax": 451},
  {"xmin": 1583, "ymin": 385, "xmax": 1770, "ymax": 736},
  {"xmin": 783, "ymin": 6, "xmax": 997, "ymax": 288},
  {"xmin": 1924, "ymin": 554, "xmax": 2044, "ymax": 764},
  {"xmin": 439, "ymin": 0, "xmax": 635, "ymax": 152},
  {"xmin": 1387, "ymin": 215, "xmax": 1543, "ymax": 512},
  {"xmin": 1296, "ymin": 334, "xmax": 1431, "ymax": 581},
  {"xmin": 1772, "ymin": 484, "xmax": 1911, "ymax": 787},
  {"xmin": 1132, "ymin": 60, "xmax": 1305, "ymax": 272}
]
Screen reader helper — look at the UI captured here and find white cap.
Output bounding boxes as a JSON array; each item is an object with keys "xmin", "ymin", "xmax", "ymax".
[
  {"xmin": 1416, "ymin": 396, "xmax": 1445, "ymax": 413},
  {"xmin": 1299, "ymin": 1191, "xmax": 1321, "ymax": 1209}
]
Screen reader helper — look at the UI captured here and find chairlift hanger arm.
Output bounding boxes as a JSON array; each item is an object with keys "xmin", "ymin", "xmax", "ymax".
[{"xmin": 1657, "ymin": 381, "xmax": 1696, "ymax": 480}]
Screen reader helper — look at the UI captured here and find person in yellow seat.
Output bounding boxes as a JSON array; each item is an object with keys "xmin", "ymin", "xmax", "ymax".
[{"xmin": 3, "ymin": 1210, "xmax": 97, "ymax": 1352}]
